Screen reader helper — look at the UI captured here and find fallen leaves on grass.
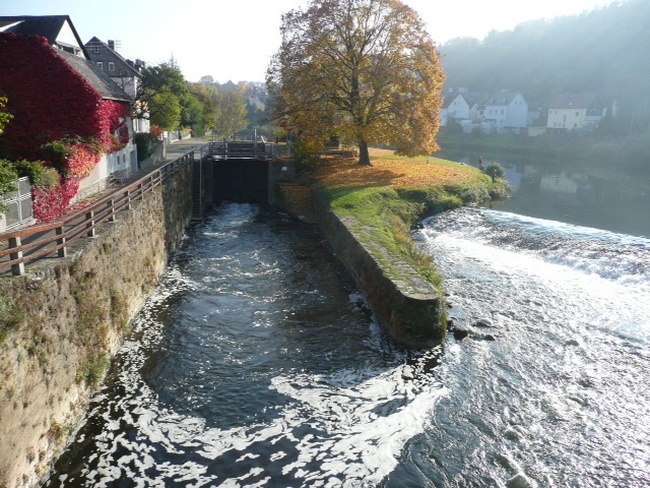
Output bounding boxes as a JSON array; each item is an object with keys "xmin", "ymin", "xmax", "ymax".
[
  {"xmin": 316, "ymin": 149, "xmax": 484, "ymax": 191},
  {"xmin": 279, "ymin": 149, "xmax": 486, "ymax": 217}
]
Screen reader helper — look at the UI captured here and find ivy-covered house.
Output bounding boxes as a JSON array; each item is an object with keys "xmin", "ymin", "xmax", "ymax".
[{"xmin": 0, "ymin": 15, "xmax": 135, "ymax": 221}]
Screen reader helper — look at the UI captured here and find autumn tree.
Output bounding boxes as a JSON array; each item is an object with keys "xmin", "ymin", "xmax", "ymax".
[
  {"xmin": 214, "ymin": 90, "xmax": 249, "ymax": 139},
  {"xmin": 267, "ymin": 0, "xmax": 445, "ymax": 165}
]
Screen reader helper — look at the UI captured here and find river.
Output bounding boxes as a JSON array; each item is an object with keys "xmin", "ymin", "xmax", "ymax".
[
  {"xmin": 439, "ymin": 151, "xmax": 650, "ymax": 239},
  {"xmin": 46, "ymin": 193, "xmax": 650, "ymax": 485}
]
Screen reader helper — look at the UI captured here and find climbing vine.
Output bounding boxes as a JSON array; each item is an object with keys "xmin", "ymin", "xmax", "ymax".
[{"xmin": 0, "ymin": 32, "xmax": 132, "ymax": 222}]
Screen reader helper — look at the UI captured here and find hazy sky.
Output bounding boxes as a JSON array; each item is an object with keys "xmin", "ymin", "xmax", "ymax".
[{"xmin": 4, "ymin": 0, "xmax": 614, "ymax": 83}]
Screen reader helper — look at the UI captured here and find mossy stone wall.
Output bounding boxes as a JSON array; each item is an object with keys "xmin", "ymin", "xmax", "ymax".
[
  {"xmin": 0, "ymin": 163, "xmax": 192, "ymax": 488},
  {"xmin": 312, "ymin": 198, "xmax": 445, "ymax": 348}
]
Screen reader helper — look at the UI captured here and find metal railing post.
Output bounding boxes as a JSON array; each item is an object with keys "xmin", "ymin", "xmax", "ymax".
[
  {"xmin": 9, "ymin": 236, "xmax": 25, "ymax": 276},
  {"xmin": 85, "ymin": 210, "xmax": 96, "ymax": 237},
  {"xmin": 109, "ymin": 199, "xmax": 116, "ymax": 222},
  {"xmin": 56, "ymin": 226, "xmax": 67, "ymax": 257}
]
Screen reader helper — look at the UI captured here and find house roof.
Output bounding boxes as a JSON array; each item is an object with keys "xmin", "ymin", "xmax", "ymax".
[
  {"xmin": 464, "ymin": 91, "xmax": 490, "ymax": 107},
  {"xmin": 0, "ymin": 15, "xmax": 88, "ymax": 58},
  {"xmin": 442, "ymin": 93, "xmax": 465, "ymax": 108},
  {"xmin": 57, "ymin": 49, "xmax": 132, "ymax": 103},
  {"xmin": 84, "ymin": 36, "xmax": 142, "ymax": 79},
  {"xmin": 484, "ymin": 91, "xmax": 524, "ymax": 106},
  {"xmin": 548, "ymin": 93, "xmax": 598, "ymax": 109}
]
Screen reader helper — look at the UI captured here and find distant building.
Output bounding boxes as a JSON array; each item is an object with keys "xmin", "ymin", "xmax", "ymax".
[
  {"xmin": 443, "ymin": 92, "xmax": 470, "ymax": 124},
  {"xmin": 547, "ymin": 93, "xmax": 605, "ymax": 131},
  {"xmin": 482, "ymin": 91, "xmax": 528, "ymax": 133},
  {"xmin": 441, "ymin": 89, "xmax": 528, "ymax": 134},
  {"xmin": 84, "ymin": 37, "xmax": 149, "ymax": 133}
]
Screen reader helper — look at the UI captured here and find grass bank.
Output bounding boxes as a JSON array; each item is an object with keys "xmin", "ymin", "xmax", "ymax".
[{"xmin": 280, "ymin": 148, "xmax": 509, "ymax": 293}]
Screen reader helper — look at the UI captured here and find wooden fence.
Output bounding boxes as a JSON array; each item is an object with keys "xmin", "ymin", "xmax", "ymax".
[{"xmin": 0, "ymin": 151, "xmax": 194, "ymax": 276}]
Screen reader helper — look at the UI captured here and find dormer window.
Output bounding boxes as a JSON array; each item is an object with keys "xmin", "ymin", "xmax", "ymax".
[{"xmin": 109, "ymin": 62, "xmax": 115, "ymax": 71}]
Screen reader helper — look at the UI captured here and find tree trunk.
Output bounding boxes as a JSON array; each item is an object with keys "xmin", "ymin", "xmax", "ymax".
[{"xmin": 358, "ymin": 140, "xmax": 371, "ymax": 165}]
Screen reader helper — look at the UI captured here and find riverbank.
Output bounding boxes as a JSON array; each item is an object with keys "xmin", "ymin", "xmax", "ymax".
[{"xmin": 278, "ymin": 148, "xmax": 509, "ymax": 346}]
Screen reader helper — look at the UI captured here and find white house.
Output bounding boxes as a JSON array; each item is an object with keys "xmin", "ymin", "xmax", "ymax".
[
  {"xmin": 441, "ymin": 90, "xmax": 487, "ymax": 128},
  {"xmin": 547, "ymin": 93, "xmax": 604, "ymax": 131},
  {"xmin": 444, "ymin": 93, "xmax": 471, "ymax": 122},
  {"xmin": 482, "ymin": 91, "xmax": 528, "ymax": 133},
  {"xmin": 0, "ymin": 15, "xmax": 138, "ymax": 199}
]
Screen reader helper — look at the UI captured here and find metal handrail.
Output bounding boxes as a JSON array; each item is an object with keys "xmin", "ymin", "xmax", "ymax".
[
  {"xmin": 0, "ymin": 151, "xmax": 194, "ymax": 276},
  {"xmin": 208, "ymin": 140, "xmax": 279, "ymax": 160}
]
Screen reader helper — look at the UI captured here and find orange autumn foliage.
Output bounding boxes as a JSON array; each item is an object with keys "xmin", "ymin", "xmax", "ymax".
[
  {"xmin": 279, "ymin": 148, "xmax": 486, "ymax": 217},
  {"xmin": 316, "ymin": 149, "xmax": 483, "ymax": 191}
]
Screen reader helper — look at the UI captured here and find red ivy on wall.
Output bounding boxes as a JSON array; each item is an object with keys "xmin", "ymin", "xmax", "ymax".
[
  {"xmin": 101, "ymin": 100, "xmax": 131, "ymax": 151},
  {"xmin": 0, "ymin": 33, "xmax": 105, "ymax": 159},
  {"xmin": 0, "ymin": 33, "xmax": 132, "ymax": 222},
  {"xmin": 32, "ymin": 175, "xmax": 80, "ymax": 223},
  {"xmin": 66, "ymin": 142, "xmax": 102, "ymax": 178}
]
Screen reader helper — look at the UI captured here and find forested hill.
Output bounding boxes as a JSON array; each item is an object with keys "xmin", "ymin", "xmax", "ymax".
[{"xmin": 439, "ymin": 0, "xmax": 650, "ymax": 117}]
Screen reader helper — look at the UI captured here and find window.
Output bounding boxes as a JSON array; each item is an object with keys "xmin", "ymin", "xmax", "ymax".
[
  {"xmin": 109, "ymin": 62, "xmax": 115, "ymax": 71},
  {"xmin": 96, "ymin": 61, "xmax": 103, "ymax": 70},
  {"xmin": 93, "ymin": 45, "xmax": 99, "ymax": 54}
]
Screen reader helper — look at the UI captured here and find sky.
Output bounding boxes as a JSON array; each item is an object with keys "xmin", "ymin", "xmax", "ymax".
[{"xmin": 3, "ymin": 0, "xmax": 615, "ymax": 83}]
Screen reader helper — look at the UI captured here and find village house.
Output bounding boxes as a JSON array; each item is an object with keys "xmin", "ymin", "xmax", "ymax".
[
  {"xmin": 546, "ymin": 93, "xmax": 605, "ymax": 131},
  {"xmin": 441, "ymin": 89, "xmax": 485, "ymax": 129},
  {"xmin": 84, "ymin": 36, "xmax": 150, "ymax": 133},
  {"xmin": 441, "ymin": 89, "xmax": 528, "ymax": 134},
  {"xmin": 482, "ymin": 90, "xmax": 528, "ymax": 134}
]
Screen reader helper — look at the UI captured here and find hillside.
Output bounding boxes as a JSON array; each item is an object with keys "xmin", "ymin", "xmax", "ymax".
[{"xmin": 439, "ymin": 0, "xmax": 650, "ymax": 130}]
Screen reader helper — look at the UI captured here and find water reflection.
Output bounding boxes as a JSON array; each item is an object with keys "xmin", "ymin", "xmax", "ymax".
[{"xmin": 441, "ymin": 152, "xmax": 650, "ymax": 238}]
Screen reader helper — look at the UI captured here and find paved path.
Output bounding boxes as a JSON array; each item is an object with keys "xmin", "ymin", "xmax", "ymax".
[{"xmin": 163, "ymin": 135, "xmax": 213, "ymax": 162}]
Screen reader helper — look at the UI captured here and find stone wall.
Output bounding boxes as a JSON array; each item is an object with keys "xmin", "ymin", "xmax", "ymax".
[
  {"xmin": 312, "ymin": 197, "xmax": 446, "ymax": 348},
  {"xmin": 0, "ymin": 163, "xmax": 192, "ymax": 488}
]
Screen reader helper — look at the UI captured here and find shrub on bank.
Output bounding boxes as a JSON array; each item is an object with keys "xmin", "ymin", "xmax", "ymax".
[
  {"xmin": 0, "ymin": 159, "xmax": 18, "ymax": 211},
  {"xmin": 135, "ymin": 132, "xmax": 160, "ymax": 162}
]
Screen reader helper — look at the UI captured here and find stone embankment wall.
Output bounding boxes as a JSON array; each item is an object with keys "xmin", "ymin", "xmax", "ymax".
[
  {"xmin": 0, "ymin": 163, "xmax": 192, "ymax": 488},
  {"xmin": 312, "ymin": 197, "xmax": 445, "ymax": 348}
]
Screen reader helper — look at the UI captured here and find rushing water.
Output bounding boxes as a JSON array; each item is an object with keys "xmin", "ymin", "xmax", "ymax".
[{"xmin": 46, "ymin": 203, "xmax": 650, "ymax": 487}]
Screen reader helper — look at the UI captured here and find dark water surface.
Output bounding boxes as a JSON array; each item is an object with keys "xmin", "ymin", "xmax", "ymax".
[
  {"xmin": 46, "ymin": 202, "xmax": 650, "ymax": 487},
  {"xmin": 438, "ymin": 150, "xmax": 650, "ymax": 239}
]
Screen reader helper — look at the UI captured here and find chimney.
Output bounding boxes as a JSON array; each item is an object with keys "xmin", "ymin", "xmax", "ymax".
[{"xmin": 108, "ymin": 40, "xmax": 115, "ymax": 50}]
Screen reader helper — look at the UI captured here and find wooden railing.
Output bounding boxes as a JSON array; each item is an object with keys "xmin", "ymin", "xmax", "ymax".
[{"xmin": 0, "ymin": 151, "xmax": 194, "ymax": 276}]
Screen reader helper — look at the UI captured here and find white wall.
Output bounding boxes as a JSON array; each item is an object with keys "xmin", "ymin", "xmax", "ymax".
[{"xmin": 74, "ymin": 138, "xmax": 136, "ymax": 203}]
